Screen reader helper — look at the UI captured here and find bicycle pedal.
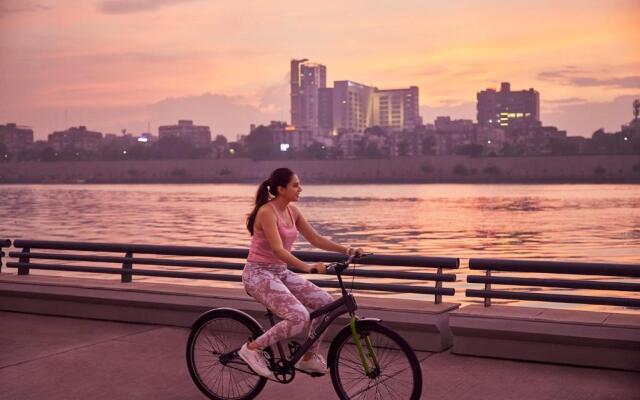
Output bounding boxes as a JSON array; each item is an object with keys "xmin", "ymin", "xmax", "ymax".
[{"xmin": 296, "ymin": 368, "xmax": 326, "ymax": 378}]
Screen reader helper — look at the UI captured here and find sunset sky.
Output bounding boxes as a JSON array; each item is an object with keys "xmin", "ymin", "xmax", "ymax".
[{"xmin": 1, "ymin": 0, "xmax": 638, "ymax": 140}]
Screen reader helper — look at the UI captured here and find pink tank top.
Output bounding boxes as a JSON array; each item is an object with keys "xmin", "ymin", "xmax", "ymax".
[{"xmin": 247, "ymin": 202, "xmax": 298, "ymax": 265}]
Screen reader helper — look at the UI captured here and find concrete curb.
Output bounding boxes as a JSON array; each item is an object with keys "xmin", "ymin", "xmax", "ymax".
[
  {"xmin": 0, "ymin": 274, "xmax": 458, "ymax": 352},
  {"xmin": 449, "ymin": 305, "xmax": 640, "ymax": 371}
]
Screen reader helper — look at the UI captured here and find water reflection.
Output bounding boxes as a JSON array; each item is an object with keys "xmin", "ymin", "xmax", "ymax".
[{"xmin": 1, "ymin": 183, "xmax": 638, "ymax": 312}]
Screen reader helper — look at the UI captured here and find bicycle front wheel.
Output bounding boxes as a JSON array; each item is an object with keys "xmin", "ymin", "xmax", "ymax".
[
  {"xmin": 186, "ymin": 309, "xmax": 268, "ymax": 400},
  {"xmin": 329, "ymin": 321, "xmax": 422, "ymax": 400}
]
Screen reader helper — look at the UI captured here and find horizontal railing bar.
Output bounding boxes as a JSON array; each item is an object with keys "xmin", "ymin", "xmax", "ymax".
[
  {"xmin": 4, "ymin": 263, "xmax": 455, "ymax": 295},
  {"xmin": 11, "ymin": 240, "xmax": 459, "ymax": 269},
  {"xmin": 469, "ymin": 258, "xmax": 640, "ymax": 277},
  {"xmin": 466, "ymin": 289, "xmax": 640, "ymax": 307},
  {"xmin": 468, "ymin": 275, "xmax": 640, "ymax": 292},
  {"xmin": 339, "ymin": 253, "xmax": 459, "ymax": 269},
  {"xmin": 5, "ymin": 263, "xmax": 240, "ymax": 281},
  {"xmin": 0, "ymin": 239, "xmax": 10, "ymax": 247},
  {"xmin": 9, "ymin": 252, "xmax": 246, "ymax": 270},
  {"xmin": 314, "ymin": 281, "xmax": 454, "ymax": 295},
  {"xmin": 7, "ymin": 253, "xmax": 456, "ymax": 281},
  {"xmin": 343, "ymin": 269, "xmax": 456, "ymax": 282}
]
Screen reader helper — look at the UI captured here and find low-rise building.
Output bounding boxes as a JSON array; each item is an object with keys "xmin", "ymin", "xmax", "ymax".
[
  {"xmin": 48, "ymin": 126, "xmax": 103, "ymax": 152},
  {"xmin": 158, "ymin": 120, "xmax": 211, "ymax": 148},
  {"xmin": 0, "ymin": 123, "xmax": 34, "ymax": 155},
  {"xmin": 433, "ymin": 117, "xmax": 474, "ymax": 155},
  {"xmin": 474, "ymin": 126, "xmax": 506, "ymax": 155}
]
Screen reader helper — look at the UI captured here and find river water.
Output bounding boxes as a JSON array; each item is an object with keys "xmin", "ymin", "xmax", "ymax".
[{"xmin": 1, "ymin": 183, "xmax": 639, "ymax": 313}]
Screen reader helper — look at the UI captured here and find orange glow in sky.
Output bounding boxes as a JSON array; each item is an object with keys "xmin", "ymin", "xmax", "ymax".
[{"xmin": 0, "ymin": 0, "xmax": 638, "ymax": 138}]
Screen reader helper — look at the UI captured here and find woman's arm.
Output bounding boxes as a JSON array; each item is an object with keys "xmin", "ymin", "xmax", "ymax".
[
  {"xmin": 292, "ymin": 205, "xmax": 359, "ymax": 255},
  {"xmin": 256, "ymin": 206, "xmax": 321, "ymax": 273}
]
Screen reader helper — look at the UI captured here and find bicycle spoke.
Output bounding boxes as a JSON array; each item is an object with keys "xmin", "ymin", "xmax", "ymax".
[
  {"xmin": 188, "ymin": 316, "xmax": 265, "ymax": 400},
  {"xmin": 332, "ymin": 325, "xmax": 420, "ymax": 400}
]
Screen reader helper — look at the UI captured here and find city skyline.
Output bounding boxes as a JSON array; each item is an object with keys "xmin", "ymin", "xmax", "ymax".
[{"xmin": 1, "ymin": 0, "xmax": 638, "ymax": 140}]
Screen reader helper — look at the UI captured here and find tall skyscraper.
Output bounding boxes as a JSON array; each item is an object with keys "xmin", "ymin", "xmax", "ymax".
[
  {"xmin": 372, "ymin": 86, "xmax": 420, "ymax": 132},
  {"xmin": 290, "ymin": 59, "xmax": 421, "ymax": 136},
  {"xmin": 477, "ymin": 82, "xmax": 540, "ymax": 128},
  {"xmin": 290, "ymin": 59, "xmax": 306, "ymax": 129},
  {"xmin": 290, "ymin": 59, "xmax": 326, "ymax": 134},
  {"xmin": 318, "ymin": 87, "xmax": 334, "ymax": 135},
  {"xmin": 332, "ymin": 80, "xmax": 374, "ymax": 134}
]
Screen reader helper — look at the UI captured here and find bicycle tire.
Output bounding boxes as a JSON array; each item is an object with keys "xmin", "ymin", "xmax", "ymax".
[
  {"xmin": 186, "ymin": 308, "xmax": 268, "ymax": 400},
  {"xmin": 328, "ymin": 320, "xmax": 422, "ymax": 400}
]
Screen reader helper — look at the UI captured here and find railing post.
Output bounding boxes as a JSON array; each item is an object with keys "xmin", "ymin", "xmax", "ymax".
[
  {"xmin": 434, "ymin": 267, "xmax": 443, "ymax": 304},
  {"xmin": 484, "ymin": 269, "xmax": 492, "ymax": 307},
  {"xmin": 122, "ymin": 251, "xmax": 133, "ymax": 283},
  {"xmin": 18, "ymin": 247, "xmax": 31, "ymax": 275}
]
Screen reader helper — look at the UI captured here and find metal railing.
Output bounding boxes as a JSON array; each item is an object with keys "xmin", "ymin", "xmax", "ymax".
[
  {"xmin": 0, "ymin": 239, "xmax": 11, "ymax": 272},
  {"xmin": 5, "ymin": 239, "xmax": 460, "ymax": 304},
  {"xmin": 467, "ymin": 258, "xmax": 640, "ymax": 308}
]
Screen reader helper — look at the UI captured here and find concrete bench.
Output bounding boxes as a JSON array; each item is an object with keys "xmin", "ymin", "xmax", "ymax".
[
  {"xmin": 450, "ymin": 305, "xmax": 640, "ymax": 371},
  {"xmin": 0, "ymin": 274, "xmax": 458, "ymax": 351},
  {"xmin": 452, "ymin": 257, "xmax": 640, "ymax": 371}
]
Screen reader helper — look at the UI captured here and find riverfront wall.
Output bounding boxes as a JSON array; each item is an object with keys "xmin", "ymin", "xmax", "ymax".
[{"xmin": 1, "ymin": 155, "xmax": 639, "ymax": 183}]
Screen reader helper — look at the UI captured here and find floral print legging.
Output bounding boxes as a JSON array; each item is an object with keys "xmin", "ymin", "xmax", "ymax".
[{"xmin": 242, "ymin": 262, "xmax": 334, "ymax": 354}]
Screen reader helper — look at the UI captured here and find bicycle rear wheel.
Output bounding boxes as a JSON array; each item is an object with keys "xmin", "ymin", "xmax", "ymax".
[
  {"xmin": 329, "ymin": 321, "xmax": 422, "ymax": 400},
  {"xmin": 186, "ymin": 309, "xmax": 268, "ymax": 400}
]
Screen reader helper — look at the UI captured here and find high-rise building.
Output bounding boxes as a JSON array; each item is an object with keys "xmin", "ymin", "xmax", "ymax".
[
  {"xmin": 332, "ymin": 81, "xmax": 374, "ymax": 134},
  {"xmin": 477, "ymin": 82, "xmax": 539, "ymax": 128},
  {"xmin": 290, "ymin": 58, "xmax": 306, "ymax": 129},
  {"xmin": 290, "ymin": 59, "xmax": 421, "ymax": 137},
  {"xmin": 318, "ymin": 87, "xmax": 334, "ymax": 135},
  {"xmin": 372, "ymin": 86, "xmax": 420, "ymax": 132},
  {"xmin": 290, "ymin": 59, "xmax": 326, "ymax": 134}
]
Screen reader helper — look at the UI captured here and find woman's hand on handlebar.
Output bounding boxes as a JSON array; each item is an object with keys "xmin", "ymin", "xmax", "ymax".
[
  {"xmin": 346, "ymin": 246, "xmax": 364, "ymax": 257},
  {"xmin": 307, "ymin": 262, "xmax": 326, "ymax": 274}
]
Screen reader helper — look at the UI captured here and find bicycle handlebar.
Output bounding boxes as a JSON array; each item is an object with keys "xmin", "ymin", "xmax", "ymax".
[{"xmin": 325, "ymin": 253, "xmax": 372, "ymax": 275}]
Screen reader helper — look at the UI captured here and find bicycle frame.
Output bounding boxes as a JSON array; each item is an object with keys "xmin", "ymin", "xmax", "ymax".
[
  {"xmin": 271, "ymin": 291, "xmax": 357, "ymax": 367},
  {"xmin": 267, "ymin": 255, "xmax": 381, "ymax": 376},
  {"xmin": 220, "ymin": 255, "xmax": 381, "ymax": 380}
]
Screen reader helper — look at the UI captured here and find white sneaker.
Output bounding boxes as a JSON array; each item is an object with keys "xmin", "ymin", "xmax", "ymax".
[
  {"xmin": 295, "ymin": 353, "xmax": 329, "ymax": 375},
  {"xmin": 238, "ymin": 343, "xmax": 273, "ymax": 378}
]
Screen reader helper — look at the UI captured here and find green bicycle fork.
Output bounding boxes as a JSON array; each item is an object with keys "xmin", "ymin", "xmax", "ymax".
[{"xmin": 349, "ymin": 316, "xmax": 381, "ymax": 376}]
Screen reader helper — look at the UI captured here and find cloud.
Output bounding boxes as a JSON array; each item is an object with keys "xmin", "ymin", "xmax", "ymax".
[
  {"xmin": 543, "ymin": 95, "xmax": 640, "ymax": 137},
  {"xmin": 544, "ymin": 97, "xmax": 588, "ymax": 105},
  {"xmin": 2, "ymin": 91, "xmax": 283, "ymax": 141},
  {"xmin": 538, "ymin": 68, "xmax": 640, "ymax": 89},
  {"xmin": 420, "ymin": 101, "xmax": 476, "ymax": 124},
  {"xmin": 148, "ymin": 93, "xmax": 278, "ymax": 137},
  {"xmin": 0, "ymin": 1, "xmax": 50, "ymax": 15},
  {"xmin": 416, "ymin": 95, "xmax": 640, "ymax": 137},
  {"xmin": 99, "ymin": 0, "xmax": 201, "ymax": 15},
  {"xmin": 570, "ymin": 76, "xmax": 640, "ymax": 89}
]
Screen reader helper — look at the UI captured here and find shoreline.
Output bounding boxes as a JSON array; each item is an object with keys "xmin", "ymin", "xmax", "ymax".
[{"xmin": 1, "ymin": 154, "xmax": 639, "ymax": 184}]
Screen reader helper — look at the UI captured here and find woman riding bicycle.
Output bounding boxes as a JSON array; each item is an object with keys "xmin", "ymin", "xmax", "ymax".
[{"xmin": 239, "ymin": 167, "xmax": 363, "ymax": 378}]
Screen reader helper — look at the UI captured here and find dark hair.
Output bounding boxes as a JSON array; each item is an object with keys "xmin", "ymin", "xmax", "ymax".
[{"xmin": 246, "ymin": 167, "xmax": 295, "ymax": 236}]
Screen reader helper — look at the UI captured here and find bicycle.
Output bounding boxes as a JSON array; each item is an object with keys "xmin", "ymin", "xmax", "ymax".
[{"xmin": 186, "ymin": 254, "xmax": 423, "ymax": 400}]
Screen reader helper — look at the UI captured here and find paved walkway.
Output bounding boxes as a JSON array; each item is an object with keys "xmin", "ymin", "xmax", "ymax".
[{"xmin": 1, "ymin": 311, "xmax": 638, "ymax": 400}]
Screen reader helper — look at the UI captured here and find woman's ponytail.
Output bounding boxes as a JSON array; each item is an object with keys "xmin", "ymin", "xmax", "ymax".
[
  {"xmin": 246, "ymin": 180, "xmax": 270, "ymax": 236},
  {"xmin": 246, "ymin": 168, "xmax": 294, "ymax": 236}
]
